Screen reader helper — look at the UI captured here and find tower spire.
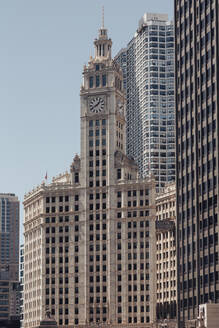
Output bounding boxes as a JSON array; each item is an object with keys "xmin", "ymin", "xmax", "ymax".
[
  {"xmin": 101, "ymin": 6, "xmax": 104, "ymax": 29},
  {"xmin": 93, "ymin": 7, "xmax": 112, "ymax": 60}
]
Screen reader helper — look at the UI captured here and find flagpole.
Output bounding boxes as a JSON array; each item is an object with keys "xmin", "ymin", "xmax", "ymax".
[{"xmin": 44, "ymin": 172, "xmax": 48, "ymax": 184}]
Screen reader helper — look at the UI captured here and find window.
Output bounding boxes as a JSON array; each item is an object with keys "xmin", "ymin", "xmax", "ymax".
[
  {"xmin": 89, "ymin": 76, "xmax": 93, "ymax": 88},
  {"xmin": 74, "ymin": 172, "xmax": 79, "ymax": 183},
  {"xmin": 102, "ymin": 75, "xmax": 106, "ymax": 86},
  {"xmin": 96, "ymin": 75, "xmax": 100, "ymax": 87},
  {"xmin": 65, "ymin": 216, "xmax": 69, "ymax": 222}
]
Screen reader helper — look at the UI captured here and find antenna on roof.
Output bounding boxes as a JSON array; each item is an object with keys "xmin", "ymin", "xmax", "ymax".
[{"xmin": 101, "ymin": 6, "xmax": 104, "ymax": 28}]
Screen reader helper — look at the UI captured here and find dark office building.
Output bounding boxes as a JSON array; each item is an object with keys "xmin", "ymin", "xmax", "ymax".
[
  {"xmin": 175, "ymin": 0, "xmax": 219, "ymax": 326},
  {"xmin": 0, "ymin": 194, "xmax": 20, "ymax": 323}
]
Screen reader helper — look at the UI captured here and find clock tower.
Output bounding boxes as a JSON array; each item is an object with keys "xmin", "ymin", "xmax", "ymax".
[
  {"xmin": 77, "ymin": 20, "xmax": 157, "ymax": 325},
  {"xmin": 78, "ymin": 22, "xmax": 130, "ymax": 324},
  {"xmin": 80, "ymin": 22, "xmax": 126, "ymax": 188}
]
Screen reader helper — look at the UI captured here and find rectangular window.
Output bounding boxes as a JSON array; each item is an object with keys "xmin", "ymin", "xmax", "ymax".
[
  {"xmin": 117, "ymin": 169, "xmax": 121, "ymax": 180},
  {"xmin": 102, "ymin": 75, "xmax": 106, "ymax": 86},
  {"xmin": 89, "ymin": 76, "xmax": 94, "ymax": 88},
  {"xmin": 96, "ymin": 75, "xmax": 100, "ymax": 87}
]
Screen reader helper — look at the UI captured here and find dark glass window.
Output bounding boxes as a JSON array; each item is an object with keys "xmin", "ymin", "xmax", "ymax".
[
  {"xmin": 102, "ymin": 75, "xmax": 106, "ymax": 86},
  {"xmin": 89, "ymin": 120, "xmax": 93, "ymax": 127},
  {"xmin": 96, "ymin": 75, "xmax": 100, "ymax": 87},
  {"xmin": 117, "ymin": 169, "xmax": 121, "ymax": 179},
  {"xmin": 89, "ymin": 76, "xmax": 94, "ymax": 88}
]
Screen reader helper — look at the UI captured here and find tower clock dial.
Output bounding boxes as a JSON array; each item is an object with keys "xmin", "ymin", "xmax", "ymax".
[{"xmin": 89, "ymin": 97, "xmax": 105, "ymax": 113}]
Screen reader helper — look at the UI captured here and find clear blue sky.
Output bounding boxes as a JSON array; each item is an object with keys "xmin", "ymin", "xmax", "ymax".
[{"xmin": 0, "ymin": 0, "xmax": 173, "ymax": 240}]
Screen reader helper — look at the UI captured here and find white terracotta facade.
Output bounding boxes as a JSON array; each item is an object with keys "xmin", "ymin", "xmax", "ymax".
[{"xmin": 23, "ymin": 25, "xmax": 157, "ymax": 328}]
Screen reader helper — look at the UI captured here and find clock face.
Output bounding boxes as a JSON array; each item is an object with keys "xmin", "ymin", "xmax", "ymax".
[{"xmin": 89, "ymin": 97, "xmax": 105, "ymax": 113}]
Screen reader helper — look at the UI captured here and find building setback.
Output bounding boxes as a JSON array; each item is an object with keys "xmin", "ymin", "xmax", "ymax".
[
  {"xmin": 115, "ymin": 13, "xmax": 175, "ymax": 190},
  {"xmin": 23, "ymin": 23, "xmax": 157, "ymax": 327},
  {"xmin": 175, "ymin": 0, "xmax": 219, "ymax": 326}
]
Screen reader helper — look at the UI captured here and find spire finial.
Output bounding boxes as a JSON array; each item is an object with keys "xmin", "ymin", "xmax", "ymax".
[{"xmin": 101, "ymin": 6, "xmax": 104, "ymax": 28}]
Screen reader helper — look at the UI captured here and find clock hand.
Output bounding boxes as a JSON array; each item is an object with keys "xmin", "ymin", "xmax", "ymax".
[{"xmin": 93, "ymin": 99, "xmax": 100, "ymax": 109}]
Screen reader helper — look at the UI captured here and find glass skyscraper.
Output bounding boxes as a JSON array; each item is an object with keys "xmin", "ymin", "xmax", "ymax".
[
  {"xmin": 0, "ymin": 193, "xmax": 19, "ymax": 271},
  {"xmin": 115, "ymin": 13, "xmax": 175, "ymax": 190},
  {"xmin": 0, "ymin": 193, "xmax": 20, "ymax": 323}
]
